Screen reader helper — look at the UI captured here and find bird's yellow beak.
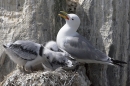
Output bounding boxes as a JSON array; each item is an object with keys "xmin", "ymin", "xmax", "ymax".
[{"xmin": 58, "ymin": 11, "xmax": 69, "ymax": 20}]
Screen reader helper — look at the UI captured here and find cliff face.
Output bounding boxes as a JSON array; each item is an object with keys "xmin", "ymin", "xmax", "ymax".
[
  {"xmin": 0, "ymin": 0, "xmax": 66, "ymax": 82},
  {"xmin": 0, "ymin": 0, "xmax": 129, "ymax": 86},
  {"xmin": 76, "ymin": 0, "xmax": 129, "ymax": 86}
]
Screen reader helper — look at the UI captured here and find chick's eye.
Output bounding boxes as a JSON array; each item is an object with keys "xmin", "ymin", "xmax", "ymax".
[
  {"xmin": 50, "ymin": 48, "xmax": 53, "ymax": 51},
  {"xmin": 72, "ymin": 18, "xmax": 74, "ymax": 20}
]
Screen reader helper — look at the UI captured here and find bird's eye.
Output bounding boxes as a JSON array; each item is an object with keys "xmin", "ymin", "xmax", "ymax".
[
  {"xmin": 72, "ymin": 18, "xmax": 74, "ymax": 20},
  {"xmin": 46, "ymin": 56, "xmax": 49, "ymax": 59},
  {"xmin": 50, "ymin": 48, "xmax": 53, "ymax": 51}
]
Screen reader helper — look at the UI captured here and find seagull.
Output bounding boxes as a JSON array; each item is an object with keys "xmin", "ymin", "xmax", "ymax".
[
  {"xmin": 3, "ymin": 40, "xmax": 47, "ymax": 72},
  {"xmin": 57, "ymin": 11, "xmax": 127, "ymax": 66},
  {"xmin": 43, "ymin": 41, "xmax": 74, "ymax": 70},
  {"xmin": 3, "ymin": 40, "xmax": 74, "ymax": 72}
]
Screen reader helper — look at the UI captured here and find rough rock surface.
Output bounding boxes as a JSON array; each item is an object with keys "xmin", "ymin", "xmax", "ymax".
[
  {"xmin": 0, "ymin": 0, "xmax": 130, "ymax": 86},
  {"xmin": 75, "ymin": 0, "xmax": 129, "ymax": 86},
  {"xmin": 0, "ymin": 67, "xmax": 90, "ymax": 86},
  {"xmin": 0, "ymin": 0, "xmax": 66, "ymax": 82}
]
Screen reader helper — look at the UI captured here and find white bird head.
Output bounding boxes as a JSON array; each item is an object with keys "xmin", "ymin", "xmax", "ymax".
[
  {"xmin": 58, "ymin": 11, "xmax": 80, "ymax": 29},
  {"xmin": 45, "ymin": 41, "xmax": 59, "ymax": 51}
]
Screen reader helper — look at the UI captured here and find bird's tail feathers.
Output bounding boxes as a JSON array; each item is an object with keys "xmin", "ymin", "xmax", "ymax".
[{"xmin": 111, "ymin": 59, "xmax": 127, "ymax": 67}]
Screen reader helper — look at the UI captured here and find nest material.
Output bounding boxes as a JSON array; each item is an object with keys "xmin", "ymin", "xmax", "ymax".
[{"xmin": 1, "ymin": 66, "xmax": 90, "ymax": 86}]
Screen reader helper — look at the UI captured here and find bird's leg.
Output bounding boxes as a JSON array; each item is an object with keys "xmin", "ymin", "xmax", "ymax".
[
  {"xmin": 24, "ymin": 62, "xmax": 34, "ymax": 73},
  {"xmin": 22, "ymin": 66, "xmax": 26, "ymax": 72}
]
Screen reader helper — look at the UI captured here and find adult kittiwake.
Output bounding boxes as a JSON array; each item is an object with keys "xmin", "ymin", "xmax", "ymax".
[{"xmin": 57, "ymin": 11, "xmax": 127, "ymax": 66}]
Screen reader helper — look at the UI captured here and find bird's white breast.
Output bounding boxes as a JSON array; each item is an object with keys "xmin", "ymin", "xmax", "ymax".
[
  {"xmin": 57, "ymin": 35, "xmax": 66, "ymax": 49},
  {"xmin": 57, "ymin": 26, "xmax": 68, "ymax": 49},
  {"xmin": 57, "ymin": 24, "xmax": 78, "ymax": 49}
]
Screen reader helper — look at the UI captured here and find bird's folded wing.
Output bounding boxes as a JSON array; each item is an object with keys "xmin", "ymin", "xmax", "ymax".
[
  {"xmin": 9, "ymin": 40, "xmax": 41, "ymax": 60},
  {"xmin": 64, "ymin": 34, "xmax": 109, "ymax": 62}
]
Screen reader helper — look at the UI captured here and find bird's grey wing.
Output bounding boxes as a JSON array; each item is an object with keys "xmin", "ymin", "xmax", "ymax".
[
  {"xmin": 9, "ymin": 40, "xmax": 42, "ymax": 60},
  {"xmin": 14, "ymin": 40, "xmax": 41, "ymax": 53},
  {"xmin": 46, "ymin": 52, "xmax": 71, "ymax": 69},
  {"xmin": 64, "ymin": 34, "xmax": 109, "ymax": 62}
]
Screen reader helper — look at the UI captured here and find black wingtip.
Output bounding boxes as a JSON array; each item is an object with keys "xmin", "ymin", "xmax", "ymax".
[
  {"xmin": 113, "ymin": 63, "xmax": 124, "ymax": 67},
  {"xmin": 3, "ymin": 45, "xmax": 7, "ymax": 48},
  {"xmin": 112, "ymin": 59, "xmax": 127, "ymax": 64},
  {"xmin": 111, "ymin": 59, "xmax": 127, "ymax": 67}
]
